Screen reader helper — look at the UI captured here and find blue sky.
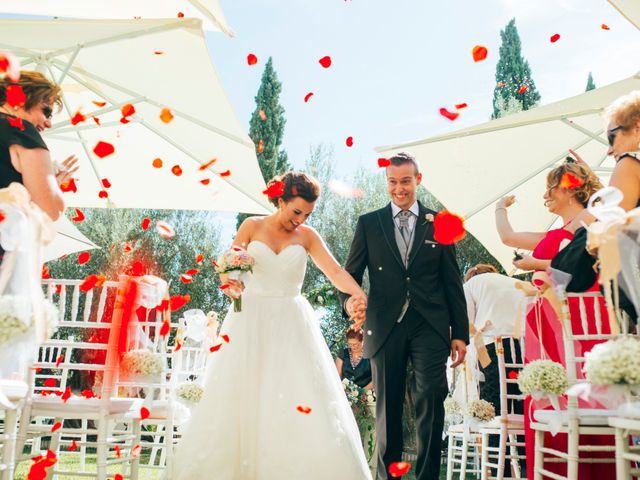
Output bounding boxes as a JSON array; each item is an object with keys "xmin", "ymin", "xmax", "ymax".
[{"xmin": 207, "ymin": 0, "xmax": 639, "ymax": 179}]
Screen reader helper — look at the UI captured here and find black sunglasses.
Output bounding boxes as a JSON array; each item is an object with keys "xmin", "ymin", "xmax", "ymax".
[
  {"xmin": 607, "ymin": 125, "xmax": 623, "ymax": 147},
  {"xmin": 42, "ymin": 105, "xmax": 53, "ymax": 119}
]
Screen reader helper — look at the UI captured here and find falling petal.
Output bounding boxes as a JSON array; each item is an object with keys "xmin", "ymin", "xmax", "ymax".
[
  {"xmin": 160, "ymin": 108, "xmax": 174, "ymax": 123},
  {"xmin": 170, "ymin": 294, "xmax": 191, "ymax": 312},
  {"xmin": 61, "ymin": 387, "xmax": 71, "ymax": 403},
  {"xmin": 455, "ymin": 103, "xmax": 468, "ymax": 110},
  {"xmin": 247, "ymin": 53, "xmax": 258, "ymax": 66},
  {"xmin": 171, "ymin": 165, "xmax": 183, "ymax": 176},
  {"xmin": 78, "ymin": 251, "xmax": 91, "ymax": 265},
  {"xmin": 195, "ymin": 254, "xmax": 204, "ymax": 265},
  {"xmin": 180, "ymin": 274, "xmax": 193, "ymax": 284},
  {"xmin": 198, "ymin": 158, "xmax": 217, "ymax": 171},
  {"xmin": 200, "ymin": 178, "xmax": 210, "ymax": 185},
  {"xmin": 55, "ymin": 355, "xmax": 64, "ymax": 367},
  {"xmin": 92, "ymin": 100, "xmax": 107, "ymax": 107},
  {"xmin": 209, "ymin": 343, "xmax": 222, "ymax": 353},
  {"xmin": 69, "ymin": 439, "xmax": 78, "ymax": 452},
  {"xmin": 92, "ymin": 116, "xmax": 101, "ymax": 125},
  {"xmin": 377, "ymin": 158, "xmax": 391, "ymax": 168},
  {"xmin": 51, "ymin": 422, "xmax": 62, "ymax": 433},
  {"xmin": 93, "ymin": 141, "xmax": 115, "ymax": 158},
  {"xmin": 71, "ymin": 111, "xmax": 86, "ymax": 125},
  {"xmin": 219, "ymin": 170, "xmax": 231, "ymax": 177},
  {"xmin": 601, "ymin": 24, "xmax": 610, "ymax": 30},
  {"xmin": 472, "ymin": 45, "xmax": 488, "ymax": 62},
  {"xmin": 185, "ymin": 268, "xmax": 199, "ymax": 275},
  {"xmin": 71, "ymin": 208, "xmax": 85, "ymax": 222},
  {"xmin": 121, "ymin": 103, "xmax": 135, "ymax": 118},
  {"xmin": 60, "ymin": 178, "xmax": 78, "ymax": 193},
  {"xmin": 439, "ymin": 108, "xmax": 459, "ymax": 121},
  {"xmin": 517, "ymin": 85, "xmax": 529, "ymax": 94},
  {"xmin": 98, "ymin": 190, "xmax": 109, "ymax": 199},
  {"xmin": 389, "ymin": 461, "xmax": 411, "ymax": 477},
  {"xmin": 156, "ymin": 220, "xmax": 176, "ymax": 239},
  {"xmin": 141, "ymin": 218, "xmax": 151, "ymax": 231},
  {"xmin": 101, "ymin": 178, "xmax": 111, "ymax": 189},
  {"xmin": 43, "ymin": 379, "xmax": 57, "ymax": 388},
  {"xmin": 140, "ymin": 407, "xmax": 150, "ymax": 420},
  {"xmin": 434, "ymin": 210, "xmax": 466, "ymax": 245},
  {"xmin": 304, "ymin": 92, "xmax": 314, "ymax": 103},
  {"xmin": 160, "ymin": 320, "xmax": 171, "ymax": 336},
  {"xmin": 296, "ymin": 405, "xmax": 312, "ymax": 414},
  {"xmin": 346, "ymin": 136, "xmax": 354, "ymax": 147},
  {"xmin": 319, "ymin": 55, "xmax": 332, "ymax": 68},
  {"xmin": 550, "ymin": 33, "xmax": 561, "ymax": 43}
]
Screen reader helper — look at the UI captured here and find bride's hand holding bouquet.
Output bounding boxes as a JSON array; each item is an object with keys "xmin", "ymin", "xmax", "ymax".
[{"xmin": 215, "ymin": 246, "xmax": 256, "ymax": 312}]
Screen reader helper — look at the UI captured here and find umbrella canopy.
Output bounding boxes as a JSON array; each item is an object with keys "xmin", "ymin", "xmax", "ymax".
[
  {"xmin": 609, "ymin": 0, "xmax": 640, "ymax": 30},
  {"xmin": 0, "ymin": 18, "xmax": 271, "ymax": 215},
  {"xmin": 43, "ymin": 216, "xmax": 99, "ymax": 263},
  {"xmin": 377, "ymin": 73, "xmax": 640, "ymax": 272},
  {"xmin": 0, "ymin": 0, "xmax": 233, "ymax": 35}
]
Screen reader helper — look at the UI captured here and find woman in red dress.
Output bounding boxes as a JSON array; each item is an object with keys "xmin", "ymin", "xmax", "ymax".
[{"xmin": 496, "ymin": 160, "xmax": 613, "ymax": 479}]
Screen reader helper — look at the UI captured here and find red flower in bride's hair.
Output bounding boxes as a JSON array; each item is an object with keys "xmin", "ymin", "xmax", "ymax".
[
  {"xmin": 389, "ymin": 461, "xmax": 411, "ymax": 477},
  {"xmin": 559, "ymin": 172, "xmax": 584, "ymax": 189},
  {"xmin": 263, "ymin": 180, "xmax": 285, "ymax": 199},
  {"xmin": 433, "ymin": 210, "xmax": 466, "ymax": 245}
]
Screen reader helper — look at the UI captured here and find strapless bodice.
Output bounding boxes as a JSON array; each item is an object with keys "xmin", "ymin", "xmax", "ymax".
[{"xmin": 242, "ymin": 241, "xmax": 307, "ymax": 297}]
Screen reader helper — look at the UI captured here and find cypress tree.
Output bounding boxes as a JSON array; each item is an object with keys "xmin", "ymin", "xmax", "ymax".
[
  {"xmin": 492, "ymin": 18, "xmax": 541, "ymax": 119},
  {"xmin": 236, "ymin": 57, "xmax": 289, "ymax": 228},
  {"xmin": 585, "ymin": 72, "xmax": 596, "ymax": 91}
]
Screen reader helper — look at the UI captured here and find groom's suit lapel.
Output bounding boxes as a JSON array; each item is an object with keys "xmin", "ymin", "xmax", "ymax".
[
  {"xmin": 377, "ymin": 204, "xmax": 405, "ymax": 270},
  {"xmin": 407, "ymin": 202, "xmax": 432, "ymax": 269}
]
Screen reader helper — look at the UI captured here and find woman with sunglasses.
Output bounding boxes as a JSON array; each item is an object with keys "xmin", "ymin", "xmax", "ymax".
[
  {"xmin": 495, "ymin": 163, "xmax": 612, "ymax": 479},
  {"xmin": 0, "ymin": 70, "xmax": 77, "ymax": 223}
]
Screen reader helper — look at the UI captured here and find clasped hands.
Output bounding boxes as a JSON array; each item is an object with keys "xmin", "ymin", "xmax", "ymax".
[{"xmin": 345, "ymin": 295, "xmax": 367, "ymax": 330}]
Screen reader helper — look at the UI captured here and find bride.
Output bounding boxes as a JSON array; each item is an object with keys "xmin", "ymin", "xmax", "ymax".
[{"xmin": 170, "ymin": 172, "xmax": 372, "ymax": 479}]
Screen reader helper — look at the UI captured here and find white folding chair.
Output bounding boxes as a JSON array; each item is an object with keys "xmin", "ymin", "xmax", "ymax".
[
  {"xmin": 531, "ymin": 292, "xmax": 623, "ymax": 480},
  {"xmin": 0, "ymin": 378, "xmax": 29, "ymax": 480},
  {"xmin": 479, "ymin": 337, "xmax": 526, "ymax": 480},
  {"xmin": 16, "ymin": 277, "xmax": 142, "ymax": 480}
]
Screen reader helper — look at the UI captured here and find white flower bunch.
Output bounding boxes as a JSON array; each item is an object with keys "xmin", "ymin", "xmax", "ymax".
[
  {"xmin": 465, "ymin": 399, "xmax": 496, "ymax": 421},
  {"xmin": 341, "ymin": 378, "xmax": 361, "ymax": 405},
  {"xmin": 584, "ymin": 336, "xmax": 640, "ymax": 385},
  {"xmin": 365, "ymin": 389, "xmax": 375, "ymax": 404},
  {"xmin": 176, "ymin": 382, "xmax": 204, "ymax": 404},
  {"xmin": 121, "ymin": 349, "xmax": 163, "ymax": 377},
  {"xmin": 518, "ymin": 360, "xmax": 569, "ymax": 395},
  {"xmin": 0, "ymin": 295, "xmax": 31, "ymax": 345},
  {"xmin": 444, "ymin": 396, "xmax": 461, "ymax": 415}
]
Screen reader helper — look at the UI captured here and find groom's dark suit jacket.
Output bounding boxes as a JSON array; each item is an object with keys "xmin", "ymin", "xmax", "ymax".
[{"xmin": 341, "ymin": 202, "xmax": 469, "ymax": 359}]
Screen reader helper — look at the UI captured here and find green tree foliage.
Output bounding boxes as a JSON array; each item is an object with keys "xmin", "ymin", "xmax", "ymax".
[
  {"xmin": 585, "ymin": 72, "xmax": 596, "ymax": 91},
  {"xmin": 237, "ymin": 57, "xmax": 289, "ymax": 228},
  {"xmin": 47, "ymin": 208, "xmax": 227, "ymax": 315},
  {"xmin": 492, "ymin": 18, "xmax": 541, "ymax": 119}
]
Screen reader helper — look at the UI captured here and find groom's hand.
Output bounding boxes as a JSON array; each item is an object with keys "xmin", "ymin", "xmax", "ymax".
[{"xmin": 450, "ymin": 339, "xmax": 467, "ymax": 368}]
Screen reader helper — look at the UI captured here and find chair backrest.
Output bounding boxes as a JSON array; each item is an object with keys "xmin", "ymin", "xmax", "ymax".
[
  {"xmin": 170, "ymin": 314, "xmax": 210, "ymax": 386},
  {"xmin": 494, "ymin": 337, "xmax": 525, "ymax": 417}
]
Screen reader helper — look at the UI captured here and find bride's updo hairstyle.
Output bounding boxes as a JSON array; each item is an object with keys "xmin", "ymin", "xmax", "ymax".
[
  {"xmin": 546, "ymin": 161, "xmax": 604, "ymax": 207},
  {"xmin": 267, "ymin": 172, "xmax": 321, "ymax": 207}
]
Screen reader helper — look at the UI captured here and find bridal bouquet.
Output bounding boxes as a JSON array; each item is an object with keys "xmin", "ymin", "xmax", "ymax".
[
  {"xmin": 121, "ymin": 349, "xmax": 163, "ymax": 379},
  {"xmin": 342, "ymin": 378, "xmax": 374, "ymax": 422},
  {"xmin": 518, "ymin": 360, "xmax": 569, "ymax": 396},
  {"xmin": 465, "ymin": 399, "xmax": 496, "ymax": 422},
  {"xmin": 215, "ymin": 247, "xmax": 256, "ymax": 312},
  {"xmin": 584, "ymin": 336, "xmax": 640, "ymax": 386}
]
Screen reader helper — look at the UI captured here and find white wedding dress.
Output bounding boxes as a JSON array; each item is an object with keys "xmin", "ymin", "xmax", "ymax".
[{"xmin": 170, "ymin": 241, "xmax": 372, "ymax": 479}]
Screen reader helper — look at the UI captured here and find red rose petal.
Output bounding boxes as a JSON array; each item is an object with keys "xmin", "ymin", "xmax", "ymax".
[
  {"xmin": 439, "ymin": 107, "xmax": 460, "ymax": 121},
  {"xmin": 42, "ymin": 265, "xmax": 50, "ymax": 279},
  {"xmin": 508, "ymin": 370, "xmax": 519, "ymax": 379},
  {"xmin": 220, "ymin": 334, "xmax": 230, "ymax": 344},
  {"xmin": 6, "ymin": 84, "xmax": 26, "ymax": 108},
  {"xmin": 517, "ymin": 85, "xmax": 528, "ymax": 94},
  {"xmin": 92, "ymin": 101, "xmax": 107, "ymax": 107},
  {"xmin": 389, "ymin": 461, "xmax": 411, "ymax": 477},
  {"xmin": 51, "ymin": 422, "xmax": 62, "ymax": 433},
  {"xmin": 160, "ymin": 107, "xmax": 174, "ymax": 123},
  {"xmin": 433, "ymin": 210, "xmax": 466, "ymax": 245},
  {"xmin": 185, "ymin": 269, "xmax": 199, "ymax": 275},
  {"xmin": 81, "ymin": 389, "xmax": 96, "ymax": 399},
  {"xmin": 601, "ymin": 24, "xmax": 610, "ymax": 30},
  {"xmin": 177, "ymin": 12, "xmax": 184, "ymax": 18},
  {"xmin": 180, "ymin": 274, "xmax": 193, "ymax": 284},
  {"xmin": 304, "ymin": 92, "xmax": 314, "ymax": 103},
  {"xmin": 170, "ymin": 294, "xmax": 191, "ymax": 312},
  {"xmin": 7, "ymin": 116, "xmax": 24, "ymax": 131},
  {"xmin": 43, "ymin": 378, "xmax": 57, "ymax": 388},
  {"xmin": 262, "ymin": 180, "xmax": 285, "ymax": 199},
  {"xmin": 101, "ymin": 178, "xmax": 111, "ymax": 189},
  {"xmin": 140, "ymin": 407, "xmax": 150, "ymax": 420},
  {"xmin": 69, "ymin": 439, "xmax": 78, "ymax": 452},
  {"xmin": 219, "ymin": 170, "xmax": 231, "ymax": 177},
  {"xmin": 98, "ymin": 190, "xmax": 109, "ymax": 199},
  {"xmin": 60, "ymin": 178, "xmax": 77, "ymax": 193},
  {"xmin": 141, "ymin": 218, "xmax": 151, "ymax": 231},
  {"xmin": 550, "ymin": 33, "xmax": 561, "ymax": 43},
  {"xmin": 455, "ymin": 103, "xmax": 468, "ymax": 110},
  {"xmin": 114, "ymin": 445, "xmax": 121, "ymax": 458},
  {"xmin": 377, "ymin": 157, "xmax": 391, "ymax": 168},
  {"xmin": 171, "ymin": 165, "xmax": 183, "ymax": 176},
  {"xmin": 123, "ymin": 243, "xmax": 133, "ymax": 253},
  {"xmin": 472, "ymin": 45, "xmax": 488, "ymax": 62},
  {"xmin": 93, "ymin": 141, "xmax": 115, "ymax": 158},
  {"xmin": 154, "ymin": 51, "xmax": 164, "ymax": 55},
  {"xmin": 296, "ymin": 405, "xmax": 312, "ymax": 414},
  {"xmin": 71, "ymin": 208, "xmax": 85, "ymax": 222},
  {"xmin": 71, "ymin": 111, "xmax": 86, "ymax": 125},
  {"xmin": 195, "ymin": 254, "xmax": 204, "ymax": 265},
  {"xmin": 198, "ymin": 158, "xmax": 217, "ymax": 171},
  {"xmin": 559, "ymin": 172, "xmax": 585, "ymax": 189},
  {"xmin": 78, "ymin": 251, "xmax": 91, "ymax": 265},
  {"xmin": 156, "ymin": 220, "xmax": 176, "ymax": 239},
  {"xmin": 159, "ymin": 320, "xmax": 170, "ymax": 337},
  {"xmin": 55, "ymin": 355, "xmax": 64, "ymax": 368},
  {"xmin": 92, "ymin": 116, "xmax": 101, "ymax": 125},
  {"xmin": 61, "ymin": 387, "xmax": 71, "ymax": 403},
  {"xmin": 319, "ymin": 55, "xmax": 332, "ymax": 68},
  {"xmin": 346, "ymin": 136, "xmax": 354, "ymax": 147},
  {"xmin": 79, "ymin": 274, "xmax": 106, "ymax": 293},
  {"xmin": 200, "ymin": 178, "xmax": 210, "ymax": 185},
  {"xmin": 209, "ymin": 343, "xmax": 222, "ymax": 353},
  {"xmin": 152, "ymin": 158, "xmax": 163, "ymax": 168},
  {"xmin": 121, "ymin": 103, "xmax": 135, "ymax": 118},
  {"xmin": 247, "ymin": 53, "xmax": 258, "ymax": 66}
]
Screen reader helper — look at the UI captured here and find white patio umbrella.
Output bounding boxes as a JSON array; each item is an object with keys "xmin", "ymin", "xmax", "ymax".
[
  {"xmin": 0, "ymin": 0, "xmax": 233, "ymax": 35},
  {"xmin": 608, "ymin": 0, "xmax": 640, "ymax": 30},
  {"xmin": 377, "ymin": 73, "xmax": 640, "ymax": 271},
  {"xmin": 0, "ymin": 18, "xmax": 271, "ymax": 215},
  {"xmin": 43, "ymin": 216, "xmax": 99, "ymax": 263}
]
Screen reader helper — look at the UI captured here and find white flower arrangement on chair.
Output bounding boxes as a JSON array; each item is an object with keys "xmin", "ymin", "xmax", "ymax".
[
  {"xmin": 584, "ymin": 336, "xmax": 640, "ymax": 386},
  {"xmin": 0, "ymin": 296, "xmax": 59, "ymax": 345},
  {"xmin": 444, "ymin": 396, "xmax": 461, "ymax": 415},
  {"xmin": 176, "ymin": 382, "xmax": 204, "ymax": 404},
  {"xmin": 121, "ymin": 349, "xmax": 163, "ymax": 378},
  {"xmin": 518, "ymin": 359, "xmax": 569, "ymax": 396},
  {"xmin": 465, "ymin": 399, "xmax": 496, "ymax": 422}
]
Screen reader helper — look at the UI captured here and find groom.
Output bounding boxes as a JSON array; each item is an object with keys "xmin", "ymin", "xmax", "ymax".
[{"xmin": 341, "ymin": 152, "xmax": 468, "ymax": 480}]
